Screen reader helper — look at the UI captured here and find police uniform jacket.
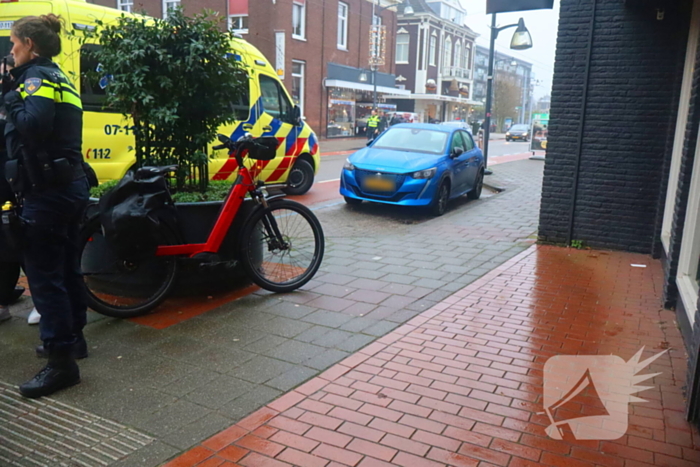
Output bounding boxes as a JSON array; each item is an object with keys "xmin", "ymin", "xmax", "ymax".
[{"xmin": 3, "ymin": 56, "xmax": 83, "ymax": 169}]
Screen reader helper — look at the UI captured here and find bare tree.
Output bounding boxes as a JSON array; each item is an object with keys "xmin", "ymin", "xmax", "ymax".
[{"xmin": 493, "ymin": 76, "xmax": 522, "ymax": 131}]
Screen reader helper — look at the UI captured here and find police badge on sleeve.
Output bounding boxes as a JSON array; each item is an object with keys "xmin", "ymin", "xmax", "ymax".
[{"xmin": 24, "ymin": 78, "xmax": 42, "ymax": 95}]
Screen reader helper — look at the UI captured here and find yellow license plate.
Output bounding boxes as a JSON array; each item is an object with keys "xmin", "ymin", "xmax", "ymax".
[{"xmin": 364, "ymin": 177, "xmax": 395, "ymax": 192}]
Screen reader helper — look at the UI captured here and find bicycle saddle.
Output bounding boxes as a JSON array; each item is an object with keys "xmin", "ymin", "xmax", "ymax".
[{"xmin": 135, "ymin": 165, "xmax": 178, "ymax": 179}]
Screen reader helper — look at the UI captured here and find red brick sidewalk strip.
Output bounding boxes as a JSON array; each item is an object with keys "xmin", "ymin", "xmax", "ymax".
[{"xmin": 162, "ymin": 245, "xmax": 700, "ymax": 467}]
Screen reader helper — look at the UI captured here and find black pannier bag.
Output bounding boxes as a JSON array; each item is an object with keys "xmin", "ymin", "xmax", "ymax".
[{"xmin": 98, "ymin": 168, "xmax": 177, "ymax": 261}]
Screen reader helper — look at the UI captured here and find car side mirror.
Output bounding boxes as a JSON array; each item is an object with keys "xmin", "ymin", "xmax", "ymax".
[
  {"xmin": 451, "ymin": 147, "xmax": 464, "ymax": 158},
  {"xmin": 292, "ymin": 105, "xmax": 302, "ymax": 126}
]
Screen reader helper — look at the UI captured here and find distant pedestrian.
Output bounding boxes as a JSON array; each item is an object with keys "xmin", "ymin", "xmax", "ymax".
[
  {"xmin": 366, "ymin": 110, "xmax": 380, "ymax": 141},
  {"xmin": 378, "ymin": 111, "xmax": 388, "ymax": 133}
]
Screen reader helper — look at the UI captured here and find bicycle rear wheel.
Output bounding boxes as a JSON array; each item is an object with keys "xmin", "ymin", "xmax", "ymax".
[
  {"xmin": 239, "ymin": 199, "xmax": 324, "ymax": 293},
  {"xmin": 79, "ymin": 217, "xmax": 178, "ymax": 318}
]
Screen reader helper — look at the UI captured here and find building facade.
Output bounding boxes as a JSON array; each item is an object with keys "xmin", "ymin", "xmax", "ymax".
[
  {"xmin": 87, "ymin": 0, "xmax": 409, "ymax": 139},
  {"xmin": 388, "ymin": 0, "xmax": 479, "ymax": 123},
  {"xmin": 539, "ymin": 0, "xmax": 700, "ymax": 421},
  {"xmin": 473, "ymin": 45, "xmax": 533, "ymax": 126}
]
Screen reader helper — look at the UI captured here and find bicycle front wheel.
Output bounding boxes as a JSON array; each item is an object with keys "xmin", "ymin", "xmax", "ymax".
[
  {"xmin": 239, "ymin": 199, "xmax": 324, "ymax": 293},
  {"xmin": 79, "ymin": 217, "xmax": 178, "ymax": 318}
]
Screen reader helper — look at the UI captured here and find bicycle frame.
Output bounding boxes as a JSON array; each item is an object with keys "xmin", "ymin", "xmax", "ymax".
[{"xmin": 154, "ymin": 147, "xmax": 272, "ymax": 258}]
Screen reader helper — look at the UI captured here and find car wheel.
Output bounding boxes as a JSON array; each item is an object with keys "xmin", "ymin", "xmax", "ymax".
[
  {"xmin": 468, "ymin": 169, "xmax": 484, "ymax": 200},
  {"xmin": 283, "ymin": 159, "xmax": 314, "ymax": 195},
  {"xmin": 430, "ymin": 180, "xmax": 450, "ymax": 217},
  {"xmin": 344, "ymin": 196, "xmax": 363, "ymax": 205},
  {"xmin": 506, "ymin": 138, "xmax": 511, "ymax": 142}
]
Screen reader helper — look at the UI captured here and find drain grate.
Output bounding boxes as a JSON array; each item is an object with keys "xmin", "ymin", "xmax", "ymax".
[{"xmin": 0, "ymin": 381, "xmax": 153, "ymax": 467}]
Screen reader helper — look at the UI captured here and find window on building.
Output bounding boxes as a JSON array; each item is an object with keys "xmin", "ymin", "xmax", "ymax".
[
  {"xmin": 117, "ymin": 0, "xmax": 132, "ymax": 13},
  {"xmin": 396, "ymin": 33, "xmax": 409, "ymax": 64},
  {"xmin": 454, "ymin": 40, "xmax": 462, "ymax": 69},
  {"xmin": 429, "ymin": 34, "xmax": 437, "ymax": 66},
  {"xmin": 162, "ymin": 0, "xmax": 180, "ymax": 19},
  {"xmin": 292, "ymin": 1, "xmax": 306, "ymax": 40},
  {"xmin": 373, "ymin": 14, "xmax": 382, "ymax": 26},
  {"xmin": 338, "ymin": 2, "xmax": 348, "ymax": 50},
  {"xmin": 443, "ymin": 36, "xmax": 452, "ymax": 69},
  {"xmin": 465, "ymin": 44, "xmax": 472, "ymax": 69},
  {"xmin": 292, "ymin": 60, "xmax": 305, "ymax": 116},
  {"xmin": 260, "ymin": 74, "xmax": 293, "ymax": 122},
  {"xmin": 228, "ymin": 15, "xmax": 249, "ymax": 33}
]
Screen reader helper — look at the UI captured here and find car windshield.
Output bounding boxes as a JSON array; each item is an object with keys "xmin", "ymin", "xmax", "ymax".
[
  {"xmin": 441, "ymin": 122, "xmax": 463, "ymax": 127},
  {"xmin": 510, "ymin": 125, "xmax": 529, "ymax": 131},
  {"xmin": 373, "ymin": 128, "xmax": 448, "ymax": 155}
]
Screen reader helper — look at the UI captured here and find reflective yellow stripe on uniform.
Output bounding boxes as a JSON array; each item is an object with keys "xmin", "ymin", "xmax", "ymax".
[{"xmin": 18, "ymin": 79, "xmax": 82, "ymax": 110}]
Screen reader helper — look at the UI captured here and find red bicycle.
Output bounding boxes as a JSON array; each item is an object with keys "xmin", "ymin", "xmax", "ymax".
[{"xmin": 79, "ymin": 134, "xmax": 325, "ymax": 318}]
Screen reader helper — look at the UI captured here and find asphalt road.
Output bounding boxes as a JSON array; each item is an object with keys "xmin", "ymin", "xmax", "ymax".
[{"xmin": 314, "ymin": 139, "xmax": 533, "ymax": 183}]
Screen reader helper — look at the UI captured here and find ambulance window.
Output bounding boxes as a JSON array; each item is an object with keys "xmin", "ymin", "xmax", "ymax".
[
  {"xmin": 79, "ymin": 44, "xmax": 108, "ymax": 112},
  {"xmin": 231, "ymin": 76, "xmax": 250, "ymax": 121},
  {"xmin": 260, "ymin": 75, "xmax": 292, "ymax": 122},
  {"xmin": 0, "ymin": 37, "xmax": 10, "ymax": 57}
]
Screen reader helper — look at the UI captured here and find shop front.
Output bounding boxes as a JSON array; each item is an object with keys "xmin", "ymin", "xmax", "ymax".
[
  {"xmin": 388, "ymin": 94, "xmax": 480, "ymax": 125},
  {"xmin": 324, "ymin": 63, "xmax": 410, "ymax": 139}
]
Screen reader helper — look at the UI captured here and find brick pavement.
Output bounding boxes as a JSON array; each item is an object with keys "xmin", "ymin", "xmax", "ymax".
[
  {"xmin": 0, "ymin": 159, "xmax": 543, "ymax": 466},
  {"xmin": 163, "ymin": 245, "xmax": 700, "ymax": 467}
]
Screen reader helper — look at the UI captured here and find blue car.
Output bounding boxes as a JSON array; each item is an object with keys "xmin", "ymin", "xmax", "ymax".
[{"xmin": 340, "ymin": 123, "xmax": 485, "ymax": 216}]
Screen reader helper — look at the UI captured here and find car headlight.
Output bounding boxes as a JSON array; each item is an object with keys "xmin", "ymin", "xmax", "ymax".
[
  {"xmin": 522, "ymin": 132, "xmax": 528, "ymax": 136},
  {"xmin": 506, "ymin": 132, "xmax": 510, "ymax": 136},
  {"xmin": 343, "ymin": 159, "xmax": 355, "ymax": 171},
  {"xmin": 412, "ymin": 168, "xmax": 437, "ymax": 179}
]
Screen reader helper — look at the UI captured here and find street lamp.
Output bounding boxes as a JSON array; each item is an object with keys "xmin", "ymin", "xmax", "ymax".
[
  {"xmin": 483, "ymin": 15, "xmax": 532, "ymax": 173},
  {"xmin": 371, "ymin": 1, "xmax": 413, "ymax": 110}
]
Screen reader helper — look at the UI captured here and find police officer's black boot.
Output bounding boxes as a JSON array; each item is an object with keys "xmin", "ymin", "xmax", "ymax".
[{"xmin": 19, "ymin": 348, "xmax": 80, "ymax": 399}]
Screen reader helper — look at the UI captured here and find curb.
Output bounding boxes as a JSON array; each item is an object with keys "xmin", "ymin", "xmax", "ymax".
[{"xmin": 484, "ymin": 182, "xmax": 506, "ymax": 193}]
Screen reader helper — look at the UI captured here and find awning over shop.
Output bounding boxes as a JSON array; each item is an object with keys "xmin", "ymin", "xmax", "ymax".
[
  {"xmin": 324, "ymin": 79, "xmax": 411, "ymax": 96},
  {"xmin": 228, "ymin": 0, "xmax": 248, "ymax": 15},
  {"xmin": 390, "ymin": 93, "xmax": 480, "ymax": 106}
]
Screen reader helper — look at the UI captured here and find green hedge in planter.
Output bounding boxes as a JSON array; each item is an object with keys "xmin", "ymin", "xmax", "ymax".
[{"xmin": 90, "ymin": 180, "xmax": 234, "ymax": 203}]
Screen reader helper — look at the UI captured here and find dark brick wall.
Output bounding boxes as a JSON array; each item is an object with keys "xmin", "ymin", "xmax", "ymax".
[{"xmin": 538, "ymin": 0, "xmax": 691, "ymax": 253}]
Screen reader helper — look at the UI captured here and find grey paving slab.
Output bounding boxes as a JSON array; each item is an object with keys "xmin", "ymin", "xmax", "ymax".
[
  {"xmin": 184, "ymin": 375, "xmax": 255, "ymax": 409},
  {"xmin": 303, "ymin": 348, "xmax": 351, "ymax": 370},
  {"xmin": 265, "ymin": 366, "xmax": 319, "ymax": 392},
  {"xmin": 232, "ymin": 355, "xmax": 297, "ymax": 384},
  {"xmin": 253, "ymin": 315, "xmax": 314, "ymax": 338},
  {"xmin": 301, "ymin": 309, "xmax": 354, "ymax": 327},
  {"xmin": 160, "ymin": 413, "xmax": 234, "ymax": 451},
  {"xmin": 262, "ymin": 339, "xmax": 327, "ymax": 364},
  {"xmin": 219, "ymin": 386, "xmax": 282, "ymax": 420}
]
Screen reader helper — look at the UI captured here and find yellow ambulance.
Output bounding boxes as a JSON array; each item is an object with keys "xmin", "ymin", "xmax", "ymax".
[{"xmin": 0, "ymin": 0, "xmax": 320, "ymax": 194}]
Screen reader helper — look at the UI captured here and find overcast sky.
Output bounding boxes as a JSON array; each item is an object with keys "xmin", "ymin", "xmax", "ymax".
[{"xmin": 458, "ymin": 0, "xmax": 561, "ymax": 101}]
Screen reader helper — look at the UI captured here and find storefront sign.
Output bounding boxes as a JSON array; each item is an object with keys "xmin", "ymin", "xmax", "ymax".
[
  {"xmin": 330, "ymin": 99, "xmax": 355, "ymax": 106},
  {"xmin": 275, "ymin": 31, "xmax": 285, "ymax": 79},
  {"xmin": 487, "ymin": 0, "xmax": 554, "ymax": 14}
]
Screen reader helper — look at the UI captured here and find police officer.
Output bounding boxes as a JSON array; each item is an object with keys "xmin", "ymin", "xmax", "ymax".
[
  {"xmin": 4, "ymin": 14, "xmax": 90, "ymax": 398},
  {"xmin": 366, "ymin": 110, "xmax": 380, "ymax": 141}
]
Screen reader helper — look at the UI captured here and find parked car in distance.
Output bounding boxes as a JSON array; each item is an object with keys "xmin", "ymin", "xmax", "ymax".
[
  {"xmin": 440, "ymin": 120, "xmax": 473, "ymax": 134},
  {"xmin": 339, "ymin": 124, "xmax": 485, "ymax": 216},
  {"xmin": 505, "ymin": 124, "xmax": 531, "ymax": 142}
]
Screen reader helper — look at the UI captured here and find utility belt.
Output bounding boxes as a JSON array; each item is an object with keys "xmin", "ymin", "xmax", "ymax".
[{"xmin": 5, "ymin": 147, "xmax": 95, "ymax": 194}]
